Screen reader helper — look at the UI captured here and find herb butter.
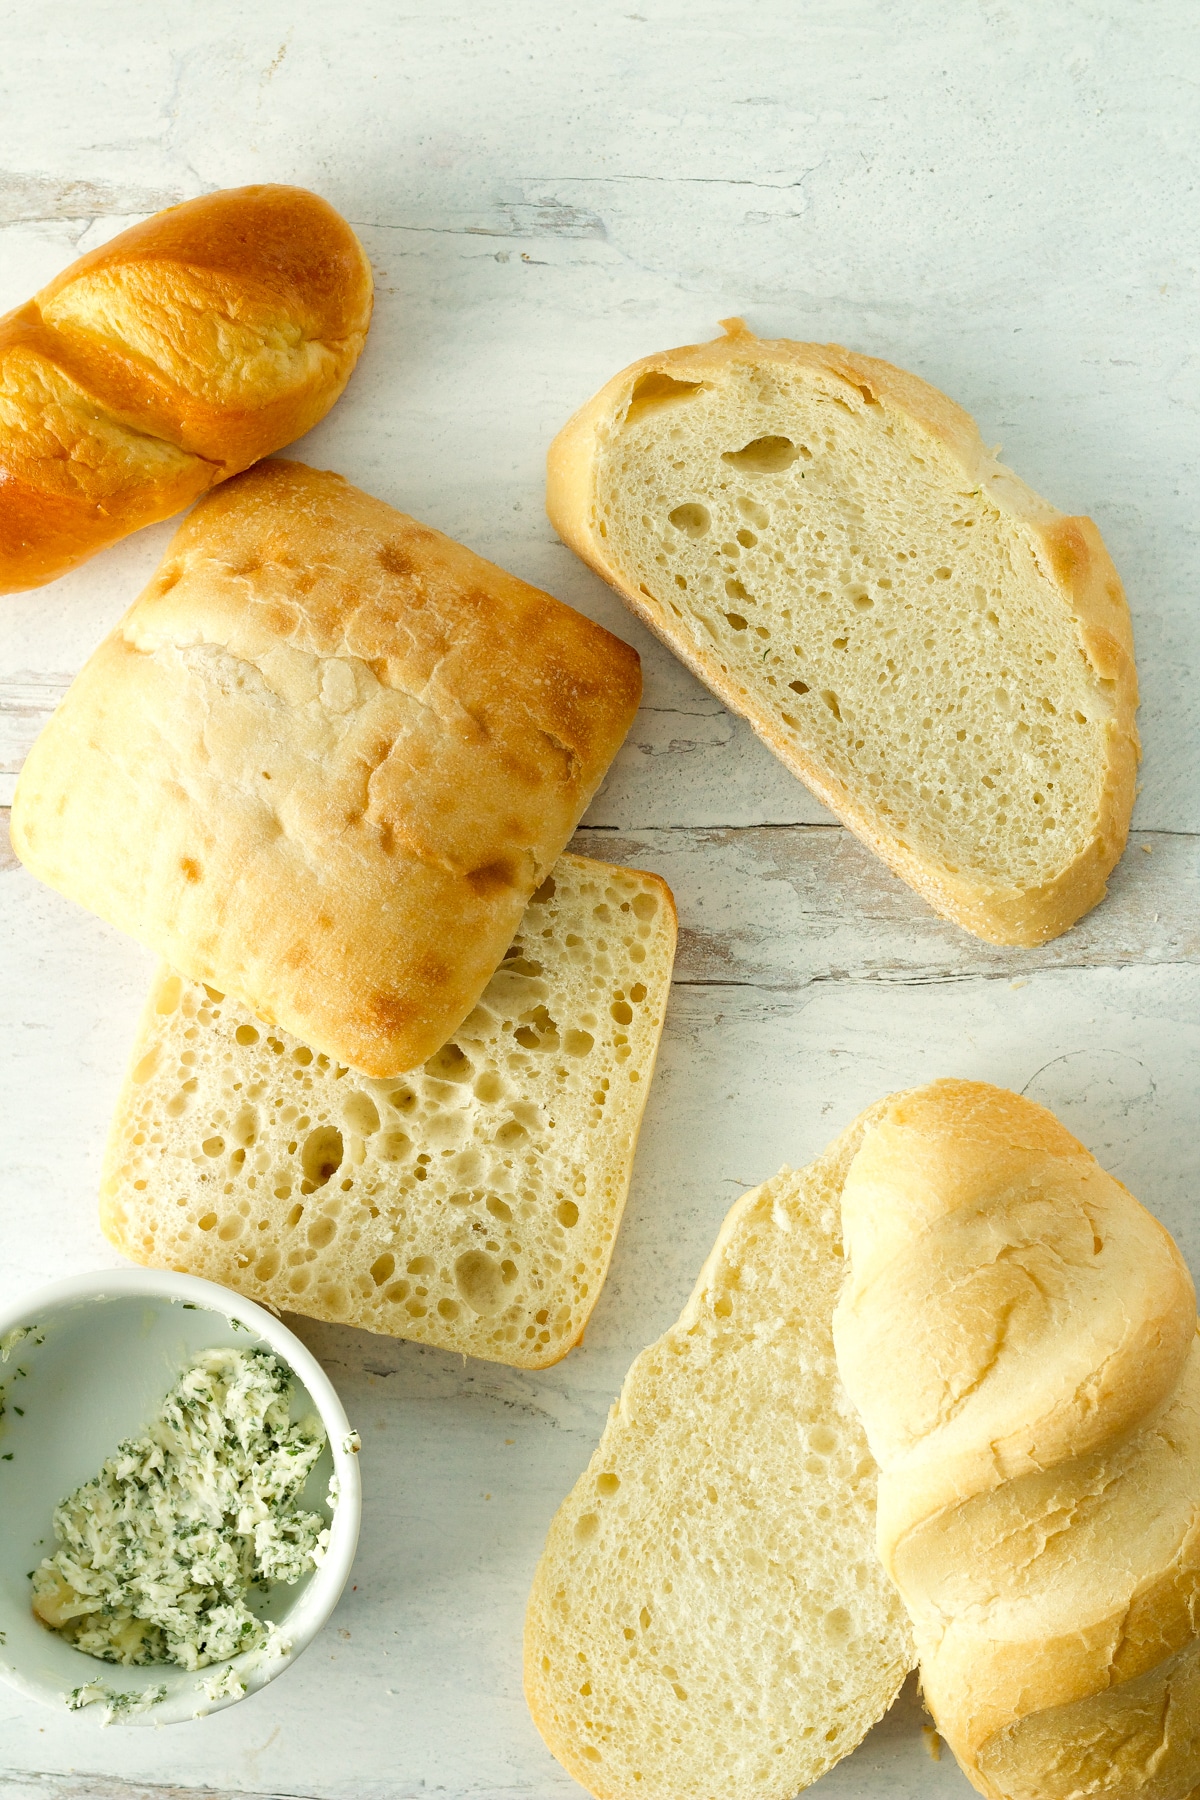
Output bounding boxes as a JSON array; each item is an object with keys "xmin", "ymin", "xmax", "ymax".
[
  {"xmin": 1, "ymin": 1324, "xmax": 42, "ymax": 1364},
  {"xmin": 67, "ymin": 1679, "xmax": 169, "ymax": 1722},
  {"xmin": 32, "ymin": 1347, "xmax": 329, "ymax": 1671}
]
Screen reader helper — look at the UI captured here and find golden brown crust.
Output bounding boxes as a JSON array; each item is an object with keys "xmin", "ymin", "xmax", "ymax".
[
  {"xmin": 833, "ymin": 1080, "xmax": 1200, "ymax": 1800},
  {"xmin": 11, "ymin": 461, "xmax": 641, "ymax": 1075},
  {"xmin": 0, "ymin": 185, "xmax": 374, "ymax": 592},
  {"xmin": 547, "ymin": 323, "xmax": 1140, "ymax": 947}
]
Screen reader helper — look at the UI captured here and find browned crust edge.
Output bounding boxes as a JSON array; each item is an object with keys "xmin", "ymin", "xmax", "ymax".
[
  {"xmin": 99, "ymin": 854, "xmax": 678, "ymax": 1375},
  {"xmin": 546, "ymin": 322, "xmax": 1140, "ymax": 947}
]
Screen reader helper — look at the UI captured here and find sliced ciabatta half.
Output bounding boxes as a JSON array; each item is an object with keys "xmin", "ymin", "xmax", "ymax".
[
  {"xmin": 524, "ymin": 1107, "xmax": 914, "ymax": 1800},
  {"xmin": 100, "ymin": 853, "xmax": 675, "ymax": 1371},
  {"xmin": 548, "ymin": 321, "xmax": 1138, "ymax": 945}
]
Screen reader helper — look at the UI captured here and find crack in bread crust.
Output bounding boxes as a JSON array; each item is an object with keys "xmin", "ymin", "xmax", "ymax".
[
  {"xmin": 833, "ymin": 1081, "xmax": 1200, "ymax": 1800},
  {"xmin": 11, "ymin": 462, "xmax": 643, "ymax": 1074}
]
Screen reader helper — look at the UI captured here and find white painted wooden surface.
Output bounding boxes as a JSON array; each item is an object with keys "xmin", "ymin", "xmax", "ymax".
[{"xmin": 2, "ymin": 3, "xmax": 1198, "ymax": 1795}]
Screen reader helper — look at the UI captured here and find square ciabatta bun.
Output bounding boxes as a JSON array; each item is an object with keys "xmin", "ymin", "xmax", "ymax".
[
  {"xmin": 524, "ymin": 1104, "xmax": 914, "ymax": 1799},
  {"xmin": 11, "ymin": 460, "xmax": 641, "ymax": 1075},
  {"xmin": 100, "ymin": 853, "xmax": 676, "ymax": 1370},
  {"xmin": 547, "ymin": 322, "xmax": 1139, "ymax": 947}
]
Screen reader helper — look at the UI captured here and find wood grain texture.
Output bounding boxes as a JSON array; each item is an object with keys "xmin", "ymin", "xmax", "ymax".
[
  {"xmin": 572, "ymin": 827, "xmax": 1200, "ymax": 984},
  {"xmin": 6, "ymin": 813, "xmax": 1196, "ymax": 972},
  {"xmin": 0, "ymin": 1782, "xmax": 280, "ymax": 1800},
  {"xmin": 2, "ymin": 2, "xmax": 1198, "ymax": 1797}
]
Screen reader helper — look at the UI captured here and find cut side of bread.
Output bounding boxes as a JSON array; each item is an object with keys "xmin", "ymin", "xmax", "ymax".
[
  {"xmin": 524, "ymin": 1109, "xmax": 914, "ymax": 1800},
  {"xmin": 548, "ymin": 322, "xmax": 1139, "ymax": 946},
  {"xmin": 100, "ymin": 854, "xmax": 676, "ymax": 1371}
]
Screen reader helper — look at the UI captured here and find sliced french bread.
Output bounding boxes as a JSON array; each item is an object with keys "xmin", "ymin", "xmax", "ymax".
[
  {"xmin": 524, "ymin": 1108, "xmax": 914, "ymax": 1800},
  {"xmin": 547, "ymin": 321, "xmax": 1139, "ymax": 946},
  {"xmin": 100, "ymin": 853, "xmax": 675, "ymax": 1370}
]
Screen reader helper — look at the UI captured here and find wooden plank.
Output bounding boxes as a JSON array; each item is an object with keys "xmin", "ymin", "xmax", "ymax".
[
  {"xmin": 0, "ymin": 175, "xmax": 185, "ymax": 227},
  {"xmin": 6, "ymin": 805, "xmax": 1192, "ymax": 974},
  {"xmin": 0, "ymin": 1780, "xmax": 275, "ymax": 1800},
  {"xmin": 0, "ymin": 1675, "xmax": 951, "ymax": 1799},
  {"xmin": 0, "ymin": 667, "xmax": 827, "ymax": 823},
  {"xmin": 572, "ymin": 824, "xmax": 1200, "ymax": 982},
  {"xmin": 2, "ymin": 5, "xmax": 1198, "ymax": 1797}
]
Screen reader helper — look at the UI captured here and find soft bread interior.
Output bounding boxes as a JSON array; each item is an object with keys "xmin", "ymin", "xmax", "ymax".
[
  {"xmin": 100, "ymin": 854, "xmax": 675, "ymax": 1370},
  {"xmin": 524, "ymin": 1111, "xmax": 914, "ymax": 1800},
  {"xmin": 557, "ymin": 332, "xmax": 1139, "ymax": 946}
]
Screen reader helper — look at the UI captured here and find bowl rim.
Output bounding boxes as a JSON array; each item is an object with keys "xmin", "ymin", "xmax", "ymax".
[{"xmin": 0, "ymin": 1265, "xmax": 362, "ymax": 1725}]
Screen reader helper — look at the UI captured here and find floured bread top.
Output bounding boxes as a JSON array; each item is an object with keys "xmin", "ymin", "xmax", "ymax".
[
  {"xmin": 832, "ymin": 1081, "xmax": 1200, "ymax": 1799},
  {"xmin": 549, "ymin": 328, "xmax": 1138, "ymax": 944},
  {"xmin": 101, "ymin": 854, "xmax": 676, "ymax": 1370},
  {"xmin": 12, "ymin": 461, "xmax": 641, "ymax": 1074}
]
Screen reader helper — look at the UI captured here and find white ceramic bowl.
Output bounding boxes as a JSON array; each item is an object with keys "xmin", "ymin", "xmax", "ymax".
[{"xmin": 0, "ymin": 1268, "xmax": 361, "ymax": 1726}]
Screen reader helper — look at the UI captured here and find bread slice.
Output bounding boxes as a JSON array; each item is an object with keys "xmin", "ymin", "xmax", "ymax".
[
  {"xmin": 524, "ymin": 1108, "xmax": 914, "ymax": 1800},
  {"xmin": 547, "ymin": 321, "xmax": 1139, "ymax": 946},
  {"xmin": 12, "ymin": 460, "xmax": 642, "ymax": 1076},
  {"xmin": 100, "ymin": 853, "xmax": 676, "ymax": 1370}
]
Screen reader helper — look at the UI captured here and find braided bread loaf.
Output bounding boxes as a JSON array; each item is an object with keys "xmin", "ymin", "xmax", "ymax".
[
  {"xmin": 0, "ymin": 184, "xmax": 372, "ymax": 591},
  {"xmin": 833, "ymin": 1080, "xmax": 1200, "ymax": 1800}
]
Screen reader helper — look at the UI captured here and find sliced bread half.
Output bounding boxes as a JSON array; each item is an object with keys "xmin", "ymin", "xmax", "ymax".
[
  {"xmin": 524, "ymin": 1106, "xmax": 914, "ymax": 1800},
  {"xmin": 100, "ymin": 853, "xmax": 676, "ymax": 1370},
  {"xmin": 547, "ymin": 321, "xmax": 1138, "ymax": 946}
]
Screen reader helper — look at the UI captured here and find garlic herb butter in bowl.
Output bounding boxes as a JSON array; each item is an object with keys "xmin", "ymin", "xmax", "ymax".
[
  {"xmin": 0, "ymin": 1270, "xmax": 361, "ymax": 1724},
  {"xmin": 33, "ymin": 1348, "xmax": 330, "ymax": 1670}
]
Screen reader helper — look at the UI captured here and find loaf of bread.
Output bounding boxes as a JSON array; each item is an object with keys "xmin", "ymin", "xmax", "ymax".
[
  {"xmin": 0, "ymin": 184, "xmax": 374, "ymax": 592},
  {"xmin": 11, "ymin": 461, "xmax": 642, "ymax": 1075},
  {"xmin": 524, "ymin": 1111, "xmax": 914, "ymax": 1799},
  {"xmin": 547, "ymin": 321, "xmax": 1139, "ymax": 946},
  {"xmin": 832, "ymin": 1080, "xmax": 1200, "ymax": 1800},
  {"xmin": 101, "ymin": 853, "xmax": 676, "ymax": 1369}
]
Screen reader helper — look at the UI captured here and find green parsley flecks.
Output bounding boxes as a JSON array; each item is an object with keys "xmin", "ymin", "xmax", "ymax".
[
  {"xmin": 0, "ymin": 1325, "xmax": 42, "ymax": 1364},
  {"xmin": 32, "ymin": 1348, "xmax": 328, "ymax": 1671},
  {"xmin": 1, "ymin": 1325, "xmax": 42, "ymax": 1431},
  {"xmin": 199, "ymin": 1660, "xmax": 247, "ymax": 1702},
  {"xmin": 66, "ymin": 1680, "xmax": 168, "ymax": 1722}
]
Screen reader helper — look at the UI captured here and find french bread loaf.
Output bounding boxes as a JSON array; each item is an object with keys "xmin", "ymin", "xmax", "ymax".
[
  {"xmin": 832, "ymin": 1080, "xmax": 1200, "ymax": 1800},
  {"xmin": 524, "ymin": 1111, "xmax": 914, "ymax": 1799},
  {"xmin": 547, "ymin": 321, "xmax": 1139, "ymax": 946},
  {"xmin": 11, "ymin": 461, "xmax": 642, "ymax": 1076},
  {"xmin": 101, "ymin": 853, "xmax": 676, "ymax": 1370},
  {"xmin": 0, "ymin": 184, "xmax": 373, "ymax": 591}
]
